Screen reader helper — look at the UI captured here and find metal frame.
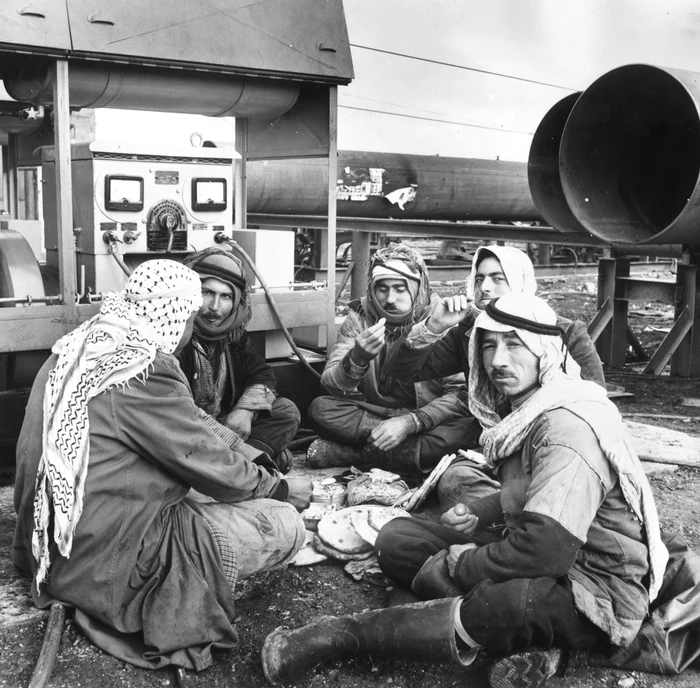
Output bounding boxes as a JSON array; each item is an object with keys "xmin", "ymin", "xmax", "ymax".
[
  {"xmin": 589, "ymin": 254, "xmax": 700, "ymax": 377},
  {"xmin": 248, "ymin": 214, "xmax": 609, "ymax": 247}
]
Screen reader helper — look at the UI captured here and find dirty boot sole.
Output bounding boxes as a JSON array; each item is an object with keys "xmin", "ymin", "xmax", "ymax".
[{"xmin": 488, "ymin": 648, "xmax": 563, "ymax": 688}]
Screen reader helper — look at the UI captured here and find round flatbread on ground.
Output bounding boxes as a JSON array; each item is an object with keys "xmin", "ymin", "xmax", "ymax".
[
  {"xmin": 312, "ymin": 534, "xmax": 376, "ymax": 561},
  {"xmin": 350, "ymin": 509, "xmax": 381, "ymax": 546},
  {"xmin": 291, "ymin": 530, "xmax": 329, "ymax": 566},
  {"xmin": 366, "ymin": 506, "xmax": 411, "ymax": 532},
  {"xmin": 317, "ymin": 506, "xmax": 375, "ymax": 554}
]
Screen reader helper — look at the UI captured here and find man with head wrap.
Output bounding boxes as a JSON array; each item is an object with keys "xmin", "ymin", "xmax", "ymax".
[
  {"xmin": 260, "ymin": 293, "xmax": 668, "ymax": 688},
  {"xmin": 178, "ymin": 247, "xmax": 301, "ymax": 474},
  {"xmin": 306, "ymin": 243, "xmax": 470, "ymax": 474},
  {"xmin": 13, "ymin": 259, "xmax": 309, "ymax": 671},
  {"xmin": 387, "ymin": 244, "xmax": 605, "ymax": 509}
]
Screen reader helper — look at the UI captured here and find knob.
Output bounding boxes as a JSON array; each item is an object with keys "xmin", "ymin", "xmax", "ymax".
[
  {"xmin": 158, "ymin": 212, "xmax": 179, "ymax": 232},
  {"xmin": 102, "ymin": 231, "xmax": 122, "ymax": 245},
  {"xmin": 123, "ymin": 231, "xmax": 142, "ymax": 245}
]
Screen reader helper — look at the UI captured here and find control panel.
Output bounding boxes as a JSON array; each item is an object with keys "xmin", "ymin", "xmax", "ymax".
[{"xmin": 42, "ymin": 142, "xmax": 235, "ymax": 294}]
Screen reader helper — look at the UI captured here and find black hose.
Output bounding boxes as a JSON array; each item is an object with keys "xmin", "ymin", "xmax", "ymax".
[{"xmin": 218, "ymin": 237, "xmax": 323, "ymax": 380}]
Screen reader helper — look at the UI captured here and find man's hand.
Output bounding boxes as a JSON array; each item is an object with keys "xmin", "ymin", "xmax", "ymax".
[
  {"xmin": 350, "ymin": 317, "xmax": 387, "ymax": 367},
  {"xmin": 284, "ymin": 476, "xmax": 313, "ymax": 511},
  {"xmin": 441, "ymin": 503, "xmax": 479, "ymax": 536},
  {"xmin": 446, "ymin": 543, "xmax": 479, "ymax": 578},
  {"xmin": 367, "ymin": 414, "xmax": 415, "ymax": 452},
  {"xmin": 426, "ymin": 295, "xmax": 472, "ymax": 334},
  {"xmin": 222, "ymin": 408, "xmax": 254, "ymax": 440}
]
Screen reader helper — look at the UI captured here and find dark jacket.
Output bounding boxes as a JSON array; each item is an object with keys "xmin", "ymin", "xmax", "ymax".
[
  {"xmin": 178, "ymin": 332, "xmax": 276, "ymax": 416},
  {"xmin": 387, "ymin": 314, "xmax": 606, "ymax": 389},
  {"xmin": 454, "ymin": 407, "xmax": 650, "ymax": 647}
]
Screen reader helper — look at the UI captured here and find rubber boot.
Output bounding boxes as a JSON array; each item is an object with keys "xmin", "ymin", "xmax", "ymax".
[
  {"xmin": 306, "ymin": 438, "xmax": 364, "ymax": 468},
  {"xmin": 411, "ymin": 550, "xmax": 463, "ymax": 599},
  {"xmin": 261, "ymin": 597, "xmax": 473, "ymax": 685},
  {"xmin": 362, "ymin": 434, "xmax": 421, "ymax": 475}
]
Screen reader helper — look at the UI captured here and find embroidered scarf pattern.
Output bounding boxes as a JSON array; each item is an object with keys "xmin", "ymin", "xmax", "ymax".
[{"xmin": 32, "ymin": 260, "xmax": 202, "ymax": 587}]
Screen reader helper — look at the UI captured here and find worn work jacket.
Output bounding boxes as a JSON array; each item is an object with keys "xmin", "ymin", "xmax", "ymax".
[
  {"xmin": 321, "ymin": 297, "xmax": 470, "ymax": 428},
  {"xmin": 389, "ymin": 315, "xmax": 606, "ymax": 389},
  {"xmin": 455, "ymin": 408, "xmax": 650, "ymax": 647},
  {"xmin": 178, "ymin": 331, "xmax": 277, "ymax": 417},
  {"xmin": 13, "ymin": 352, "xmax": 284, "ymax": 670}
]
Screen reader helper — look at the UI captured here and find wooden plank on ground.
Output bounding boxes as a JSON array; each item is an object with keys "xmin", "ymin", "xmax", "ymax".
[{"xmin": 624, "ymin": 420, "xmax": 700, "ymax": 468}]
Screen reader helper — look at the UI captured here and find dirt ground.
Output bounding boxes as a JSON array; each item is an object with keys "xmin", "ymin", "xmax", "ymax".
[{"xmin": 1, "ymin": 264, "xmax": 699, "ymax": 688}]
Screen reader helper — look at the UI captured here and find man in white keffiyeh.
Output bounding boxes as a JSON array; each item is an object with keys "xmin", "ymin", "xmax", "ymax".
[
  {"xmin": 255, "ymin": 293, "xmax": 671, "ymax": 688},
  {"xmin": 13, "ymin": 258, "xmax": 308, "ymax": 671}
]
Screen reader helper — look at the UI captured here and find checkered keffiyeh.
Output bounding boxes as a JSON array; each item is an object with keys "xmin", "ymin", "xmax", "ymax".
[
  {"xmin": 32, "ymin": 260, "xmax": 202, "ymax": 588},
  {"xmin": 467, "ymin": 293, "xmax": 668, "ymax": 602}
]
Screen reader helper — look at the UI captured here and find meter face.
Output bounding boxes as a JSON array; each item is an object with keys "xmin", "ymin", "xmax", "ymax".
[
  {"xmin": 105, "ymin": 175, "xmax": 144, "ymax": 211},
  {"xmin": 192, "ymin": 177, "xmax": 227, "ymax": 211}
]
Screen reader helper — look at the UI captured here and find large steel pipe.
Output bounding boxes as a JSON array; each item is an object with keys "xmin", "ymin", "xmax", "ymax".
[
  {"xmin": 246, "ymin": 152, "xmax": 540, "ymax": 222},
  {"xmin": 560, "ymin": 64, "xmax": 700, "ymax": 244},
  {"xmin": 3, "ymin": 57, "xmax": 299, "ymax": 119},
  {"xmin": 528, "ymin": 93, "xmax": 587, "ymax": 233}
]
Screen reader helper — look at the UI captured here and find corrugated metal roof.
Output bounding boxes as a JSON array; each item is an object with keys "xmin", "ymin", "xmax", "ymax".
[{"xmin": 0, "ymin": 0, "xmax": 353, "ymax": 84}]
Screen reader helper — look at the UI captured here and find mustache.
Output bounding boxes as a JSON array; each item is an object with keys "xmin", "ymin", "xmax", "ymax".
[{"xmin": 490, "ymin": 368, "xmax": 513, "ymax": 379}]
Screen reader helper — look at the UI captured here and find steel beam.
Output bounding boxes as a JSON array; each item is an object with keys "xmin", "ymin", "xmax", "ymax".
[{"xmin": 248, "ymin": 214, "xmax": 607, "ymax": 247}]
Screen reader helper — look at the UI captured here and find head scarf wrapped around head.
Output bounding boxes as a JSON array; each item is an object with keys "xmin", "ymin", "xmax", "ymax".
[
  {"xmin": 32, "ymin": 259, "xmax": 202, "ymax": 588},
  {"xmin": 466, "ymin": 245, "xmax": 537, "ymax": 315},
  {"xmin": 467, "ymin": 293, "xmax": 667, "ymax": 603},
  {"xmin": 183, "ymin": 247, "xmax": 252, "ymax": 342},
  {"xmin": 361, "ymin": 243, "xmax": 433, "ymax": 392},
  {"xmin": 365, "ymin": 243, "xmax": 431, "ymax": 329}
]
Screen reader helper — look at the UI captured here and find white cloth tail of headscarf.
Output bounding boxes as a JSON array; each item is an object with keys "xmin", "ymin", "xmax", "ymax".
[
  {"xmin": 468, "ymin": 294, "xmax": 668, "ymax": 602},
  {"xmin": 466, "ymin": 245, "xmax": 537, "ymax": 316},
  {"xmin": 32, "ymin": 260, "xmax": 202, "ymax": 588}
]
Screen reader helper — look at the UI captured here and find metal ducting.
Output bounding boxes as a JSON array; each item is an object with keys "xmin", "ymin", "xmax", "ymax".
[
  {"xmin": 558, "ymin": 64, "xmax": 700, "ymax": 245},
  {"xmin": 3, "ymin": 58, "xmax": 300, "ymax": 119},
  {"xmin": 246, "ymin": 152, "xmax": 540, "ymax": 222},
  {"xmin": 527, "ymin": 92, "xmax": 587, "ymax": 234}
]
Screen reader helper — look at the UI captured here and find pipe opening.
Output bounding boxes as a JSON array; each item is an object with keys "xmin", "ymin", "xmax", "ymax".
[
  {"xmin": 561, "ymin": 65, "xmax": 700, "ymax": 244},
  {"xmin": 528, "ymin": 92, "xmax": 585, "ymax": 233}
]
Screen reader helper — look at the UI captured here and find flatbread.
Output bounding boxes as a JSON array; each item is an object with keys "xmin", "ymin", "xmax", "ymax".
[
  {"xmin": 312, "ymin": 534, "xmax": 376, "ymax": 562},
  {"xmin": 346, "ymin": 475, "xmax": 409, "ymax": 506},
  {"xmin": 291, "ymin": 534, "xmax": 329, "ymax": 566},
  {"xmin": 350, "ymin": 510, "xmax": 381, "ymax": 546},
  {"xmin": 317, "ymin": 506, "xmax": 375, "ymax": 554},
  {"xmin": 366, "ymin": 506, "xmax": 411, "ymax": 532}
]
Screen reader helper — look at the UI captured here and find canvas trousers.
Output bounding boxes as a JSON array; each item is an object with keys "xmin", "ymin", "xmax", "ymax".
[
  {"xmin": 308, "ymin": 395, "xmax": 477, "ymax": 472},
  {"xmin": 376, "ymin": 516, "xmax": 605, "ymax": 656}
]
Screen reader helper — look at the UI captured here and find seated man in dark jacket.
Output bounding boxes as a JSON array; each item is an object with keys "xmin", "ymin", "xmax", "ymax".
[
  {"xmin": 178, "ymin": 247, "xmax": 300, "ymax": 473},
  {"xmin": 387, "ymin": 244, "xmax": 605, "ymax": 510},
  {"xmin": 260, "ymin": 294, "xmax": 669, "ymax": 688}
]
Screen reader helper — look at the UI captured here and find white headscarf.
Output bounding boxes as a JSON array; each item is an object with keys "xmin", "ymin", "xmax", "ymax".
[
  {"xmin": 466, "ymin": 245, "xmax": 537, "ymax": 314},
  {"xmin": 32, "ymin": 259, "xmax": 202, "ymax": 587},
  {"xmin": 468, "ymin": 293, "xmax": 667, "ymax": 602}
]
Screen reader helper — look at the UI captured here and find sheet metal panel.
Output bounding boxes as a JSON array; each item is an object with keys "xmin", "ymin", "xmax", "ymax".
[
  {"xmin": 64, "ymin": 0, "xmax": 353, "ymax": 83},
  {"xmin": 0, "ymin": 2, "xmax": 72, "ymax": 53}
]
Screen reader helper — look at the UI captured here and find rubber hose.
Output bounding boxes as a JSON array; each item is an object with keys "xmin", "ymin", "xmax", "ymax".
[{"xmin": 221, "ymin": 238, "xmax": 322, "ymax": 380}]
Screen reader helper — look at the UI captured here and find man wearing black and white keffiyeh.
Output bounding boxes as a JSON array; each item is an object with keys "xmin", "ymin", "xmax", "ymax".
[{"xmin": 13, "ymin": 258, "xmax": 309, "ymax": 671}]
